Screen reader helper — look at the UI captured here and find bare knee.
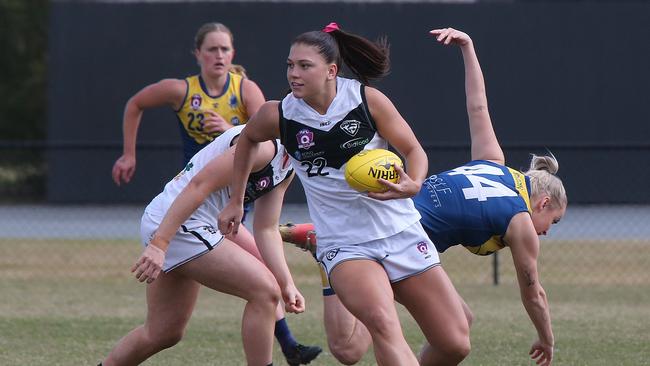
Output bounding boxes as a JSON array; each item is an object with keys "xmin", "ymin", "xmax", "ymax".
[
  {"xmin": 145, "ymin": 325, "xmax": 185, "ymax": 350},
  {"xmin": 360, "ymin": 308, "xmax": 400, "ymax": 340},
  {"xmin": 248, "ymin": 276, "xmax": 281, "ymax": 310},
  {"xmin": 420, "ymin": 336, "xmax": 471, "ymax": 366},
  {"xmin": 328, "ymin": 338, "xmax": 366, "ymax": 365},
  {"xmin": 440, "ymin": 335, "xmax": 471, "ymax": 364}
]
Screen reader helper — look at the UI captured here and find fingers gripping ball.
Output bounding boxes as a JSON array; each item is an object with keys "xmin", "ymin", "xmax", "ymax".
[{"xmin": 344, "ymin": 149, "xmax": 403, "ymax": 192}]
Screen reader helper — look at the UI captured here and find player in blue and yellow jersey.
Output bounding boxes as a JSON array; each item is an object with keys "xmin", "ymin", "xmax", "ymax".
[
  {"xmin": 279, "ymin": 28, "xmax": 566, "ymax": 366},
  {"xmin": 110, "ymin": 22, "xmax": 322, "ymax": 366},
  {"xmin": 112, "ymin": 23, "xmax": 264, "ymax": 185}
]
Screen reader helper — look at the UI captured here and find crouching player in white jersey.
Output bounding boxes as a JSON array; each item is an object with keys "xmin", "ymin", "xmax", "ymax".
[
  {"xmin": 280, "ymin": 28, "xmax": 566, "ymax": 366},
  {"xmin": 99, "ymin": 125, "xmax": 306, "ymax": 366}
]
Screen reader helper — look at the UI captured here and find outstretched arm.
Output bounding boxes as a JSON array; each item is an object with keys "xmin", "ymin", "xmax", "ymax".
[
  {"xmin": 506, "ymin": 213, "xmax": 555, "ymax": 366},
  {"xmin": 112, "ymin": 79, "xmax": 186, "ymax": 186},
  {"xmin": 430, "ymin": 28, "xmax": 505, "ymax": 164}
]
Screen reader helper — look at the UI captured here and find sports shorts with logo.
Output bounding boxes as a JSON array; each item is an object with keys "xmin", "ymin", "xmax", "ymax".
[
  {"xmin": 318, "ymin": 222, "xmax": 440, "ymax": 294},
  {"xmin": 140, "ymin": 211, "xmax": 225, "ymax": 273}
]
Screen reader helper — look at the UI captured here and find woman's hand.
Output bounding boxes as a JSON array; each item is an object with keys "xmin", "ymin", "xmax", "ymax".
[
  {"xmin": 203, "ymin": 110, "xmax": 233, "ymax": 135},
  {"xmin": 218, "ymin": 201, "xmax": 244, "ymax": 235},
  {"xmin": 529, "ymin": 339, "xmax": 554, "ymax": 366},
  {"xmin": 369, "ymin": 164, "xmax": 421, "ymax": 201},
  {"xmin": 282, "ymin": 285, "xmax": 306, "ymax": 314},
  {"xmin": 429, "ymin": 27, "xmax": 472, "ymax": 47},
  {"xmin": 112, "ymin": 154, "xmax": 136, "ymax": 186},
  {"xmin": 131, "ymin": 239, "xmax": 166, "ymax": 284}
]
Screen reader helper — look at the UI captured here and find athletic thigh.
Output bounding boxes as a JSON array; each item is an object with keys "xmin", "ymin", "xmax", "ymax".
[
  {"xmin": 145, "ymin": 270, "xmax": 201, "ymax": 334},
  {"xmin": 226, "ymin": 225, "xmax": 263, "ymax": 262},
  {"xmin": 330, "ymin": 259, "xmax": 399, "ymax": 326},
  {"xmin": 392, "ymin": 266, "xmax": 469, "ymax": 347},
  {"xmin": 178, "ymin": 238, "xmax": 279, "ymax": 301}
]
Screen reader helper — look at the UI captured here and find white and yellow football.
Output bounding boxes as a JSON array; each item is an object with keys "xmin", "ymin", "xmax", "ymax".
[{"xmin": 344, "ymin": 149, "xmax": 403, "ymax": 193}]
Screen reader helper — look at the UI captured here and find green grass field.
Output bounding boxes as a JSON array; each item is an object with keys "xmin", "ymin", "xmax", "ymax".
[{"xmin": 1, "ymin": 238, "xmax": 648, "ymax": 365}]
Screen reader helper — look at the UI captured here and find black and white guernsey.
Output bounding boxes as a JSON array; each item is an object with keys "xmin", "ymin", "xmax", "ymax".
[{"xmin": 279, "ymin": 77, "xmax": 420, "ymax": 252}]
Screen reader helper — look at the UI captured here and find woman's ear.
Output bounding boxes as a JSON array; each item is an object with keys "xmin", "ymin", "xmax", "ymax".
[{"xmin": 327, "ymin": 63, "xmax": 338, "ymax": 80}]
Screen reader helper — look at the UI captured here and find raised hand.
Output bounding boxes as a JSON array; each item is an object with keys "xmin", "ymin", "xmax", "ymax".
[{"xmin": 429, "ymin": 27, "xmax": 471, "ymax": 47}]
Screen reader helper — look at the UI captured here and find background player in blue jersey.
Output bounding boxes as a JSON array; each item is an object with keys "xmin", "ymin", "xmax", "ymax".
[
  {"xmin": 280, "ymin": 27, "xmax": 566, "ymax": 366},
  {"xmin": 110, "ymin": 22, "xmax": 321, "ymax": 365}
]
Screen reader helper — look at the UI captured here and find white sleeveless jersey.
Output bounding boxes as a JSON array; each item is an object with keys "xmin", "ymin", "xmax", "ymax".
[
  {"xmin": 146, "ymin": 125, "xmax": 293, "ymax": 226},
  {"xmin": 279, "ymin": 77, "xmax": 420, "ymax": 250}
]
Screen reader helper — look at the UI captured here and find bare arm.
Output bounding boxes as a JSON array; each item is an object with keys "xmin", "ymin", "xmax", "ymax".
[
  {"xmin": 430, "ymin": 28, "xmax": 505, "ymax": 164},
  {"xmin": 241, "ymin": 78, "xmax": 266, "ymax": 118},
  {"xmin": 364, "ymin": 87, "xmax": 428, "ymax": 200},
  {"xmin": 217, "ymin": 101, "xmax": 281, "ymax": 235},
  {"xmin": 505, "ymin": 212, "xmax": 554, "ymax": 366},
  {"xmin": 132, "ymin": 140, "xmax": 276, "ymax": 283},
  {"xmin": 112, "ymin": 79, "xmax": 187, "ymax": 186},
  {"xmin": 252, "ymin": 173, "xmax": 305, "ymax": 313}
]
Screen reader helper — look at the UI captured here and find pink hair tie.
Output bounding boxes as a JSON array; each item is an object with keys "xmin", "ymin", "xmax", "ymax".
[{"xmin": 323, "ymin": 22, "xmax": 340, "ymax": 33}]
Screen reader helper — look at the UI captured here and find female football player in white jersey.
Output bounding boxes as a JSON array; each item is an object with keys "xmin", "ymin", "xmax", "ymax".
[
  {"xmin": 110, "ymin": 22, "xmax": 321, "ymax": 364},
  {"xmin": 219, "ymin": 23, "xmax": 471, "ymax": 366},
  {"xmin": 280, "ymin": 28, "xmax": 566, "ymax": 366},
  {"xmin": 100, "ymin": 125, "xmax": 305, "ymax": 366}
]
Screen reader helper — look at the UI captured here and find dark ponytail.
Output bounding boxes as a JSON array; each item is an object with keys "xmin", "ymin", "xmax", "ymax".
[{"xmin": 292, "ymin": 23, "xmax": 390, "ymax": 85}]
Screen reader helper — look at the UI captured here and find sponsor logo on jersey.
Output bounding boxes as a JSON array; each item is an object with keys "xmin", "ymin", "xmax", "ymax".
[
  {"xmin": 297, "ymin": 129, "xmax": 315, "ymax": 150},
  {"xmin": 325, "ymin": 249, "xmax": 340, "ymax": 261},
  {"xmin": 320, "ymin": 120, "xmax": 332, "ymax": 127},
  {"xmin": 190, "ymin": 94, "xmax": 202, "ymax": 110},
  {"xmin": 296, "ymin": 150, "xmax": 324, "ymax": 160},
  {"xmin": 229, "ymin": 94, "xmax": 238, "ymax": 108},
  {"xmin": 231, "ymin": 116, "xmax": 241, "ymax": 126},
  {"xmin": 255, "ymin": 177, "xmax": 271, "ymax": 191},
  {"xmin": 340, "ymin": 137, "xmax": 369, "ymax": 149},
  {"xmin": 340, "ymin": 120, "xmax": 361, "ymax": 136}
]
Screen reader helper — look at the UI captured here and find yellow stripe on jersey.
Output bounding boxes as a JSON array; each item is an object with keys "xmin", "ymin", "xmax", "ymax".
[
  {"xmin": 464, "ymin": 167, "xmax": 530, "ymax": 256},
  {"xmin": 464, "ymin": 235, "xmax": 506, "ymax": 256},
  {"xmin": 176, "ymin": 73, "xmax": 249, "ymax": 145},
  {"xmin": 507, "ymin": 167, "xmax": 532, "ymax": 213}
]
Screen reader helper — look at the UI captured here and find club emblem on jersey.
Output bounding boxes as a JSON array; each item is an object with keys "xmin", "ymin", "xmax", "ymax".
[
  {"xmin": 190, "ymin": 94, "xmax": 202, "ymax": 110},
  {"xmin": 416, "ymin": 241, "xmax": 429, "ymax": 254},
  {"xmin": 296, "ymin": 129, "xmax": 315, "ymax": 150},
  {"xmin": 229, "ymin": 94, "xmax": 238, "ymax": 108},
  {"xmin": 255, "ymin": 177, "xmax": 271, "ymax": 191},
  {"xmin": 231, "ymin": 116, "xmax": 240, "ymax": 126},
  {"xmin": 325, "ymin": 249, "xmax": 340, "ymax": 261},
  {"xmin": 340, "ymin": 120, "xmax": 361, "ymax": 136}
]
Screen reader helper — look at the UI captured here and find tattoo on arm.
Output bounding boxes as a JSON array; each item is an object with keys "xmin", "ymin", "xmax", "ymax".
[{"xmin": 524, "ymin": 270, "xmax": 536, "ymax": 287}]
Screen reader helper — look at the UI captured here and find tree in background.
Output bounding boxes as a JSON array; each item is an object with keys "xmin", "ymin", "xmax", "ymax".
[{"xmin": 0, "ymin": 0, "xmax": 48, "ymax": 140}]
